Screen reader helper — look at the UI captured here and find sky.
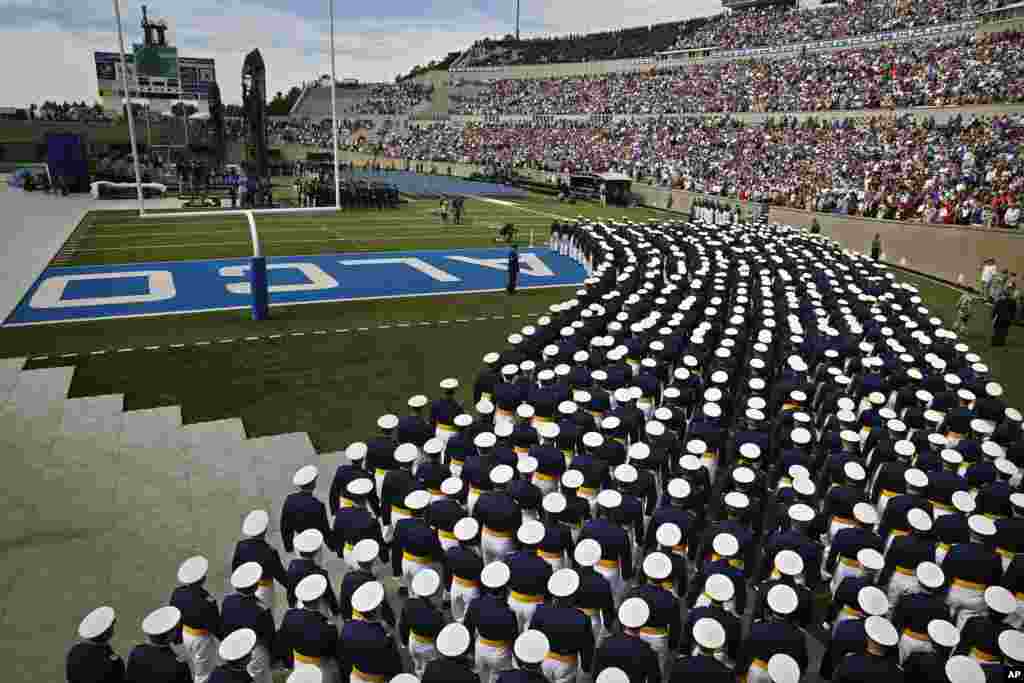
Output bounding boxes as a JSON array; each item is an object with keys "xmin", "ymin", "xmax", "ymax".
[{"xmin": 1, "ymin": 0, "xmax": 729, "ymax": 107}]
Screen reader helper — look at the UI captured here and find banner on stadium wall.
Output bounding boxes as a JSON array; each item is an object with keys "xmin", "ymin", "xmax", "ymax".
[{"xmin": 132, "ymin": 44, "xmax": 179, "ymax": 80}]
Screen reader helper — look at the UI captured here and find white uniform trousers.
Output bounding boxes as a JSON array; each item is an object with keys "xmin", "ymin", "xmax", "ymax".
[
  {"xmin": 435, "ymin": 424, "xmax": 458, "ymax": 447},
  {"xmin": 581, "ymin": 607, "xmax": 605, "ymax": 645},
  {"xmin": 182, "ymin": 628, "xmax": 220, "ymax": 683},
  {"xmin": 296, "ymin": 655, "xmax": 340, "ymax": 683},
  {"xmin": 247, "ymin": 642, "xmax": 272, "ymax": 683},
  {"xmin": 830, "ymin": 557, "xmax": 865, "ymax": 598},
  {"xmin": 898, "ymin": 629, "xmax": 934, "ymax": 665},
  {"xmin": 467, "ymin": 487, "xmax": 483, "ymax": 516},
  {"xmin": 494, "ymin": 410, "xmax": 515, "ymax": 434},
  {"xmin": 373, "ymin": 469, "xmax": 387, "ymax": 502},
  {"xmin": 408, "ymin": 632, "xmax": 439, "ymax": 678},
  {"xmin": 935, "ymin": 542, "xmax": 953, "ymax": 566},
  {"xmin": 827, "ymin": 515, "xmax": 858, "ymax": 544},
  {"xmin": 532, "ymin": 472, "xmax": 559, "ymax": 497},
  {"xmin": 343, "ymin": 543, "xmax": 359, "ymax": 571},
  {"xmin": 701, "ymin": 452, "xmax": 719, "ymax": 484},
  {"xmin": 401, "ymin": 554, "xmax": 439, "ymax": 591},
  {"xmin": 744, "ymin": 657, "xmax": 774, "ymax": 683},
  {"xmin": 578, "ymin": 488, "xmax": 599, "ymax": 518},
  {"xmin": 450, "ymin": 576, "xmax": 481, "ymax": 622},
  {"xmin": 438, "ymin": 530, "xmax": 459, "ymax": 554},
  {"xmin": 595, "ymin": 560, "xmax": 626, "ymax": 607},
  {"xmin": 639, "ymin": 629, "xmax": 671, "ymax": 682},
  {"xmin": 1007, "ymin": 590, "xmax": 1024, "ymax": 629},
  {"xmin": 637, "ymin": 400, "xmax": 655, "ymax": 422},
  {"xmin": 885, "ymin": 568, "xmax": 921, "ymax": 606},
  {"xmin": 542, "ymin": 652, "xmax": 580, "ymax": 683},
  {"xmin": 481, "ymin": 528, "xmax": 516, "ymax": 565},
  {"xmin": 475, "ymin": 639, "xmax": 515, "ymax": 683},
  {"xmin": 876, "ymin": 489, "xmax": 899, "ymax": 518},
  {"xmin": 508, "ymin": 593, "xmax": 543, "ymax": 632},
  {"xmin": 947, "ymin": 579, "xmax": 989, "ymax": 629}
]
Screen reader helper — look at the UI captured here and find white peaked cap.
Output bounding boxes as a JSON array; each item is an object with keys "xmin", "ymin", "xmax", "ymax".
[
  {"xmin": 793, "ymin": 477, "xmax": 816, "ymax": 497},
  {"xmin": 791, "ymin": 428, "xmax": 812, "ymax": 445},
  {"xmin": 346, "ymin": 442, "xmax": 368, "ymax": 461},
  {"xmin": 582, "ymin": 432, "xmax": 604, "ymax": 449},
  {"xmin": 294, "ymin": 529, "xmax": 324, "ymax": 554},
  {"xmin": 242, "ymin": 508, "xmax": 271, "ymax": 537},
  {"xmin": 514, "ymin": 630, "xmax": 550, "ymax": 665},
  {"xmin": 494, "ymin": 421, "xmax": 513, "ymax": 438},
  {"xmin": 693, "ymin": 617, "xmax": 726, "ymax": 650},
  {"xmin": 712, "ymin": 533, "xmax": 739, "ymax": 558},
  {"xmin": 177, "ymin": 557, "xmax": 208, "ymax": 589},
  {"xmin": 905, "ymin": 468, "xmax": 929, "ymax": 489},
  {"xmin": 853, "ymin": 502, "xmax": 879, "ymax": 526},
  {"xmin": 474, "ymin": 432, "xmax": 497, "ymax": 449},
  {"xmin": 481, "ymin": 561, "xmax": 511, "ymax": 589},
  {"xmin": 952, "ymin": 490, "xmax": 976, "ymax": 513},
  {"xmin": 543, "ymin": 492, "xmax": 567, "ymax": 514},
  {"xmin": 78, "ymin": 606, "xmax": 116, "ymax": 640},
  {"xmin": 517, "ymin": 520, "xmax": 545, "ymax": 545},
  {"xmin": 408, "ymin": 394, "xmax": 429, "ymax": 408},
  {"xmin": 491, "ymin": 465, "xmax": 514, "ymax": 485},
  {"xmin": 646, "ymin": 421, "xmax": 665, "ymax": 437},
  {"xmin": 231, "ymin": 562, "xmax": 263, "ymax": 590},
  {"xmin": 928, "ymin": 619, "xmax": 959, "ymax": 649},
  {"xmin": 865, "ymin": 616, "xmax": 899, "ymax": 647},
  {"xmin": 351, "ymin": 581, "xmax": 385, "ymax": 614},
  {"xmin": 618, "ymin": 597, "xmax": 651, "ymax": 629},
  {"xmin": 143, "ymin": 606, "xmax": 181, "ymax": 636},
  {"xmin": 643, "ymin": 552, "xmax": 673, "ymax": 580},
  {"xmin": 768, "ymin": 654, "xmax": 800, "ymax": 683},
  {"xmin": 517, "ymin": 456, "xmax": 538, "ymax": 476},
  {"xmin": 705, "ymin": 574, "xmax": 735, "ymax": 603},
  {"xmin": 656, "ymin": 523, "xmax": 682, "ymax": 548},
  {"xmin": 287, "ymin": 671, "xmax": 323, "ymax": 683},
  {"xmin": 680, "ymin": 454, "xmax": 702, "ymax": 472},
  {"xmin": 295, "ymin": 574, "xmax": 328, "ymax": 604},
  {"xmin": 476, "ymin": 400, "xmax": 495, "ymax": 415},
  {"xmin": 739, "ymin": 443, "xmax": 761, "ymax": 460},
  {"xmin": 724, "ymin": 491, "xmax": 749, "ymax": 510},
  {"xmin": 969, "ymin": 514, "xmax": 997, "ymax": 537},
  {"xmin": 436, "ymin": 623, "xmax": 471, "ymax": 658},
  {"xmin": 983, "ymin": 441, "xmax": 1006, "ymax": 459},
  {"xmin": 947, "ymin": 656, "xmax": 986, "ymax": 683},
  {"xmin": 908, "ymin": 508, "xmax": 933, "ymax": 532},
  {"xmin": 985, "ymin": 586, "xmax": 1017, "ymax": 615},
  {"xmin": 440, "ymin": 378, "xmax": 459, "ymax": 390},
  {"xmin": 788, "ymin": 504, "xmax": 815, "ymax": 523},
  {"xmin": 615, "ymin": 464, "xmax": 638, "ymax": 484},
  {"xmin": 667, "ymin": 478, "xmax": 691, "ymax": 500},
  {"xmin": 219, "ymin": 628, "xmax": 257, "ymax": 662},
  {"xmin": 549, "ymin": 569, "xmax": 581, "ymax": 598},
  {"xmin": 347, "ymin": 478, "xmax": 373, "ymax": 497},
  {"xmin": 441, "ymin": 477, "xmax": 463, "ymax": 496},
  {"xmin": 858, "ymin": 586, "xmax": 889, "ymax": 616},
  {"xmin": 774, "ymin": 550, "xmax": 804, "ymax": 577},
  {"xmin": 405, "ymin": 490, "xmax": 431, "ymax": 511},
  {"xmin": 412, "ymin": 568, "xmax": 441, "ymax": 599},
  {"xmin": 595, "ymin": 668, "xmax": 629, "ymax": 683},
  {"xmin": 857, "ymin": 548, "xmax": 884, "ymax": 572},
  {"xmin": 598, "ymin": 489, "xmax": 622, "ymax": 510},
  {"xmin": 686, "ymin": 439, "xmax": 707, "ymax": 456},
  {"xmin": 629, "ymin": 443, "xmax": 651, "ymax": 461},
  {"xmin": 766, "ymin": 584, "xmax": 799, "ymax": 616},
  {"xmin": 733, "ymin": 467, "xmax": 755, "ymax": 486},
  {"xmin": 917, "ymin": 562, "xmax": 945, "ymax": 589},
  {"xmin": 843, "ymin": 461, "xmax": 866, "ymax": 481},
  {"xmin": 293, "ymin": 465, "xmax": 319, "ymax": 487},
  {"xmin": 454, "ymin": 414, "xmax": 473, "ymax": 428},
  {"xmin": 454, "ymin": 517, "xmax": 479, "ymax": 542},
  {"xmin": 517, "ymin": 404, "xmax": 536, "ymax": 419},
  {"xmin": 353, "ymin": 539, "xmax": 380, "ymax": 564},
  {"xmin": 538, "ymin": 422, "xmax": 560, "ymax": 440},
  {"xmin": 377, "ymin": 414, "xmax": 399, "ymax": 430},
  {"xmin": 999, "ymin": 630, "xmax": 1024, "ymax": 663},
  {"xmin": 575, "ymin": 539, "xmax": 602, "ymax": 567},
  {"xmin": 561, "ymin": 470, "xmax": 585, "ymax": 489},
  {"xmin": 895, "ymin": 441, "xmax": 916, "ymax": 458}
]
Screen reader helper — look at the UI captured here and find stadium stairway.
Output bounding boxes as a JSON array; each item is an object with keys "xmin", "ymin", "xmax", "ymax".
[{"xmin": 0, "ymin": 355, "xmax": 347, "ymax": 673}]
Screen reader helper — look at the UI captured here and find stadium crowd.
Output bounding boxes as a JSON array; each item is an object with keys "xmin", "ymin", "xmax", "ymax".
[
  {"xmin": 66, "ymin": 213, "xmax": 1024, "ymax": 683},
  {"xmin": 346, "ymin": 83, "xmax": 433, "ymax": 116},
  {"xmin": 382, "ymin": 112, "xmax": 1024, "ymax": 228},
  {"xmin": 451, "ymin": 32, "xmax": 1024, "ymax": 116}
]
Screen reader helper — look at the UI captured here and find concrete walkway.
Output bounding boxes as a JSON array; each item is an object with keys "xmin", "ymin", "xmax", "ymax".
[{"xmin": 0, "ymin": 184, "xmax": 180, "ymax": 322}]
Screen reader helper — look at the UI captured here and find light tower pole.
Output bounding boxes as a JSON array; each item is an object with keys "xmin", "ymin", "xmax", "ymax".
[{"xmin": 515, "ymin": 0, "xmax": 520, "ymax": 40}]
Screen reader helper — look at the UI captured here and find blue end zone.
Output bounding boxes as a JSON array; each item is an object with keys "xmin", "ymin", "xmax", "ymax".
[
  {"xmin": 5, "ymin": 247, "xmax": 585, "ymax": 326},
  {"xmin": 348, "ymin": 170, "xmax": 527, "ymax": 198}
]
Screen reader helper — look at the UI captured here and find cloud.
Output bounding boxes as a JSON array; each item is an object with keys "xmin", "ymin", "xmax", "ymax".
[{"xmin": 1, "ymin": 0, "xmax": 725, "ymax": 107}]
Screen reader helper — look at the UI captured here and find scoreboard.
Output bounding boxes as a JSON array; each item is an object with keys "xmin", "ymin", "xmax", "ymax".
[{"xmin": 94, "ymin": 51, "xmax": 216, "ymax": 109}]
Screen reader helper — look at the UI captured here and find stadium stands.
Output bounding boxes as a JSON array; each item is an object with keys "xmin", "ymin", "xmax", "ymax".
[
  {"xmin": 450, "ymin": 32, "xmax": 1024, "ymax": 115},
  {"xmin": 290, "ymin": 81, "xmax": 433, "ymax": 120},
  {"xmin": 382, "ymin": 112, "xmax": 1024, "ymax": 228}
]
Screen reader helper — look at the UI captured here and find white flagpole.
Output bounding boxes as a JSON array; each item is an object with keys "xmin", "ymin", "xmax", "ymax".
[
  {"xmin": 329, "ymin": 0, "xmax": 340, "ymax": 209},
  {"xmin": 114, "ymin": 0, "xmax": 145, "ymax": 214}
]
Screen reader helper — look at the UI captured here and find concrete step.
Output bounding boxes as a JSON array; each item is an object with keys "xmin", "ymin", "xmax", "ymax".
[
  {"xmin": 119, "ymin": 405, "xmax": 184, "ymax": 450},
  {"xmin": 0, "ymin": 357, "xmax": 27, "ymax": 403},
  {"xmin": 182, "ymin": 417, "xmax": 248, "ymax": 451},
  {"xmin": 10, "ymin": 365, "xmax": 75, "ymax": 420}
]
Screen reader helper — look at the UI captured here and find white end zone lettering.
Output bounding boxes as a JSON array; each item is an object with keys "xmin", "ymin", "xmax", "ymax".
[
  {"xmin": 29, "ymin": 271, "xmax": 176, "ymax": 309},
  {"xmin": 220, "ymin": 263, "xmax": 340, "ymax": 295}
]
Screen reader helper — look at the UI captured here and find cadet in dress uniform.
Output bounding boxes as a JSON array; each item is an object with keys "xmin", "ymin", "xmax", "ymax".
[
  {"xmin": 689, "ymin": 533, "xmax": 748, "ymax": 616},
  {"xmin": 331, "ymin": 479, "xmax": 386, "ymax": 572},
  {"xmin": 446, "ymin": 517, "xmax": 484, "ymax": 622},
  {"xmin": 337, "ymin": 582, "xmax": 401, "ymax": 683},
  {"xmin": 232, "ymin": 510, "xmax": 288, "ymax": 616},
  {"xmin": 328, "ymin": 443, "xmax": 381, "ymax": 519},
  {"xmin": 529, "ymin": 569, "xmax": 595, "ymax": 683},
  {"xmin": 994, "ymin": 493, "xmax": 1024, "ymax": 572},
  {"xmin": 819, "ymin": 585, "xmax": 891, "ymax": 680},
  {"xmin": 902, "ymin": 620, "xmax": 960, "ymax": 683},
  {"xmin": 401, "ymin": 568, "xmax": 445, "ymax": 677},
  {"xmin": 758, "ymin": 503, "xmax": 823, "ymax": 591},
  {"xmin": 495, "ymin": 630, "xmax": 549, "ymax": 683},
  {"xmin": 125, "ymin": 606, "xmax": 191, "ymax": 683},
  {"xmin": 67, "ymin": 606, "xmax": 125, "ymax": 683},
  {"xmin": 579, "ymin": 490, "xmax": 633, "ymax": 607},
  {"xmin": 416, "ymin": 438, "xmax": 449, "ymax": 502},
  {"xmin": 652, "ymin": 522, "xmax": 689, "ymax": 598},
  {"xmin": 537, "ymin": 493, "xmax": 574, "ymax": 572},
  {"xmin": 955, "ymin": 586, "xmax": 1017, "ymax": 666},
  {"xmin": 753, "ymin": 550, "xmax": 813, "ymax": 629},
  {"xmin": 465, "ymin": 562, "xmax": 519, "ymax": 683},
  {"xmin": 736, "ymin": 585, "xmax": 808, "ymax": 683},
  {"xmin": 277, "ymin": 575, "xmax": 339, "ymax": 682},
  {"xmin": 223, "ymin": 563, "xmax": 276, "ymax": 683},
  {"xmin": 592, "ymin": 598, "xmax": 661, "ymax": 683},
  {"xmin": 208, "ymin": 628, "xmax": 256, "ymax": 683},
  {"xmin": 991, "ymin": 631, "xmax": 1024, "ymax": 683},
  {"xmin": 398, "ymin": 395, "xmax": 434, "ymax": 457},
  {"xmin": 338, "ymin": 539, "xmax": 396, "ymax": 627},
  {"xmin": 935, "ymin": 491, "xmax": 977, "ymax": 566},
  {"xmin": 282, "ymin": 466, "xmax": 331, "ymax": 561},
  {"xmin": 392, "ymin": 490, "xmax": 445, "ymax": 594},
  {"xmin": 682, "ymin": 574, "xmax": 742, "ymax": 666},
  {"xmin": 505, "ymin": 521, "xmax": 553, "ymax": 632},
  {"xmin": 833, "ymin": 616, "xmax": 904, "ymax": 683},
  {"xmin": 671, "ymin": 616, "xmax": 734, "ymax": 683},
  {"xmin": 943, "ymin": 515, "xmax": 1004, "ymax": 628},
  {"xmin": 891, "ymin": 562, "xmax": 951, "ymax": 664},
  {"xmin": 531, "ymin": 423, "xmax": 566, "ymax": 497},
  {"xmin": 625, "ymin": 552, "xmax": 682, "ymax": 680},
  {"xmin": 880, "ymin": 507, "xmax": 937, "ymax": 605},
  {"xmin": 380, "ymin": 443, "xmax": 420, "ymax": 545},
  {"xmin": 170, "ymin": 555, "xmax": 224, "ymax": 683},
  {"xmin": 431, "ymin": 378, "xmax": 464, "ymax": 446},
  {"xmin": 428, "ymin": 477, "xmax": 466, "ymax": 554},
  {"xmin": 422, "ymin": 623, "xmax": 480, "ymax": 683},
  {"xmin": 474, "ymin": 465, "xmax": 522, "ymax": 565},
  {"xmin": 571, "ymin": 539, "xmax": 616, "ymax": 644},
  {"xmin": 825, "ymin": 503, "xmax": 884, "ymax": 598},
  {"xmin": 286, "ymin": 530, "xmax": 339, "ymax": 619}
]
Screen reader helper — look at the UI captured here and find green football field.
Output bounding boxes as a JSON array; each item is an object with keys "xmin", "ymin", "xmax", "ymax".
[{"xmin": 0, "ymin": 187, "xmax": 1021, "ymax": 682}]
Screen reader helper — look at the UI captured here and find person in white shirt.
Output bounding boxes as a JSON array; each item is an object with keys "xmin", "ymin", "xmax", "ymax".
[
  {"xmin": 981, "ymin": 258, "xmax": 998, "ymax": 300},
  {"xmin": 1005, "ymin": 203, "xmax": 1021, "ymax": 229}
]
